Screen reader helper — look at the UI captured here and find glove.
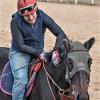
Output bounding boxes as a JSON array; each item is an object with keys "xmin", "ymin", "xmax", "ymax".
[
  {"xmin": 52, "ymin": 50, "xmax": 60, "ymax": 66},
  {"xmin": 39, "ymin": 52, "xmax": 47, "ymax": 62}
]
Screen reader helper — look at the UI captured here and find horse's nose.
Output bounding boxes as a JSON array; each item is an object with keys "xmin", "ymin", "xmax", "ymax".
[{"xmin": 77, "ymin": 93, "xmax": 89, "ymax": 100}]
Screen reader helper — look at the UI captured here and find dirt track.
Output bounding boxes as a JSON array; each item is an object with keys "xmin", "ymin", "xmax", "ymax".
[{"xmin": 0, "ymin": 1, "xmax": 100, "ymax": 100}]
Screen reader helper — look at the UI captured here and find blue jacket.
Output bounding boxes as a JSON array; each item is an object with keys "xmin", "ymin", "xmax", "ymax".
[{"xmin": 10, "ymin": 9, "xmax": 66, "ymax": 57}]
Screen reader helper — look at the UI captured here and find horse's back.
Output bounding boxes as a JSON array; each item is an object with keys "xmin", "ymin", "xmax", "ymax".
[
  {"xmin": 0, "ymin": 47, "xmax": 9, "ymax": 58},
  {"xmin": 0, "ymin": 47, "xmax": 9, "ymax": 71}
]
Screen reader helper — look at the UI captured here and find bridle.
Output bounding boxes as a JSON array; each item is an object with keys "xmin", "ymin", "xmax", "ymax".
[
  {"xmin": 43, "ymin": 48, "xmax": 90, "ymax": 100},
  {"xmin": 42, "ymin": 52, "xmax": 75, "ymax": 100},
  {"xmin": 66, "ymin": 48, "xmax": 90, "ymax": 99}
]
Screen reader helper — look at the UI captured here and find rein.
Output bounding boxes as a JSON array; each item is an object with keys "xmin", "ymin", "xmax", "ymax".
[{"xmin": 42, "ymin": 62, "xmax": 74, "ymax": 100}]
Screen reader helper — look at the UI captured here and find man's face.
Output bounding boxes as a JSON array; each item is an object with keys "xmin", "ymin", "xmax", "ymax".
[
  {"xmin": 23, "ymin": 11, "xmax": 37, "ymax": 24},
  {"xmin": 19, "ymin": 3, "xmax": 38, "ymax": 24}
]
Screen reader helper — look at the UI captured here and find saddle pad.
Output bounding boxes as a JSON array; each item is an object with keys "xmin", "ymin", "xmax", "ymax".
[
  {"xmin": 0, "ymin": 62, "xmax": 13, "ymax": 95},
  {"xmin": 0, "ymin": 61, "xmax": 42, "ymax": 97}
]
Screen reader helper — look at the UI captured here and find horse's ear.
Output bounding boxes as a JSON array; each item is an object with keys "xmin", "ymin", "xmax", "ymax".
[
  {"xmin": 83, "ymin": 37, "xmax": 95, "ymax": 50},
  {"xmin": 63, "ymin": 39, "xmax": 70, "ymax": 51}
]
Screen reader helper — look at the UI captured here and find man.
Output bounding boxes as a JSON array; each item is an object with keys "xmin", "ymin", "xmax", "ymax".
[{"xmin": 9, "ymin": 0, "xmax": 68, "ymax": 100}]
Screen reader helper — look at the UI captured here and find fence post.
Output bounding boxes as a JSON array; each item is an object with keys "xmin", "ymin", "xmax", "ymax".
[
  {"xmin": 75, "ymin": 0, "xmax": 78, "ymax": 4},
  {"xmin": 45, "ymin": 0, "xmax": 48, "ymax": 2},
  {"xmin": 91, "ymin": 0, "xmax": 94, "ymax": 4},
  {"xmin": 60, "ymin": 0, "xmax": 63, "ymax": 3}
]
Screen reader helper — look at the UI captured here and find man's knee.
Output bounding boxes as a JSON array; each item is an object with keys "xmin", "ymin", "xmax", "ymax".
[{"xmin": 14, "ymin": 73, "xmax": 28, "ymax": 87}]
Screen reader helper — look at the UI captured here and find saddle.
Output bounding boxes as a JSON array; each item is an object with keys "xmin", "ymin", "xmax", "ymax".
[{"xmin": 0, "ymin": 59, "xmax": 43, "ymax": 97}]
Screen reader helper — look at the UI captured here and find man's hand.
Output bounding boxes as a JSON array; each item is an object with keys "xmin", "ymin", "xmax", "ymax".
[
  {"xmin": 52, "ymin": 50, "xmax": 60, "ymax": 66},
  {"xmin": 39, "ymin": 52, "xmax": 47, "ymax": 62}
]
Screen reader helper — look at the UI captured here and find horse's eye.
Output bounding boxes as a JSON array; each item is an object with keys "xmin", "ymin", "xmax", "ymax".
[
  {"xmin": 88, "ymin": 57, "xmax": 92, "ymax": 69},
  {"xmin": 67, "ymin": 58, "xmax": 74, "ymax": 72}
]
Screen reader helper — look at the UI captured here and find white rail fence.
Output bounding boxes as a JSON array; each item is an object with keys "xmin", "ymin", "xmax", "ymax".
[
  {"xmin": 40, "ymin": 0, "xmax": 100, "ymax": 5},
  {"xmin": 60, "ymin": 0, "xmax": 94, "ymax": 4}
]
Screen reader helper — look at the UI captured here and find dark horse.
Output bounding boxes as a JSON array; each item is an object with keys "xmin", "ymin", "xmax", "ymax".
[{"xmin": 0, "ymin": 37, "xmax": 95, "ymax": 100}]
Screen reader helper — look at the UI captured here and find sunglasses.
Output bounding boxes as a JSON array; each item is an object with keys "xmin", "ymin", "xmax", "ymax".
[{"xmin": 19, "ymin": 3, "xmax": 37, "ymax": 15}]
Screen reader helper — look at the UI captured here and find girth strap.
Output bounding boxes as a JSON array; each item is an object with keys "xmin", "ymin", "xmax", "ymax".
[{"xmin": 26, "ymin": 61, "xmax": 42, "ymax": 96}]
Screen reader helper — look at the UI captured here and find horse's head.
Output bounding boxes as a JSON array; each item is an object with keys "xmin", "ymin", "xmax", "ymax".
[{"xmin": 63, "ymin": 37, "xmax": 95, "ymax": 100}]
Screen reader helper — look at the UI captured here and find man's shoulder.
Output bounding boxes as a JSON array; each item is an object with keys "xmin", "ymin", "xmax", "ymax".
[
  {"xmin": 11, "ymin": 12, "xmax": 21, "ymax": 21},
  {"xmin": 38, "ymin": 9, "xmax": 47, "ymax": 16},
  {"xmin": 38, "ymin": 9, "xmax": 49, "ymax": 20},
  {"xmin": 11, "ymin": 12, "xmax": 23, "ymax": 27}
]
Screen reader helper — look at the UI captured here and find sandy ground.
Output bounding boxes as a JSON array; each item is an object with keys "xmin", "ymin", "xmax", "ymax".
[{"xmin": 0, "ymin": 1, "xmax": 100, "ymax": 100}]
